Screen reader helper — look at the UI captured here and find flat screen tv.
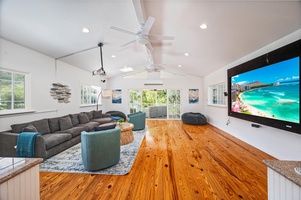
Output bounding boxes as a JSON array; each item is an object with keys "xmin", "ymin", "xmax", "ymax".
[{"xmin": 227, "ymin": 39, "xmax": 301, "ymax": 134}]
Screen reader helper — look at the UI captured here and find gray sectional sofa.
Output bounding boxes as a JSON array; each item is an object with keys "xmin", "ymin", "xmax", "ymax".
[{"xmin": 0, "ymin": 110, "xmax": 112, "ymax": 159}]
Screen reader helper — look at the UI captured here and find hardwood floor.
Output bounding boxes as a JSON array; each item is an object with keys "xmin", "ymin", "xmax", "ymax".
[{"xmin": 40, "ymin": 120, "xmax": 275, "ymax": 200}]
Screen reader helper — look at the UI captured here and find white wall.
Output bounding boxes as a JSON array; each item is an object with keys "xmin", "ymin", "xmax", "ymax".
[
  {"xmin": 0, "ymin": 39, "xmax": 106, "ymax": 131},
  {"xmin": 103, "ymin": 75, "xmax": 203, "ymax": 116},
  {"xmin": 203, "ymin": 29, "xmax": 301, "ymax": 160}
]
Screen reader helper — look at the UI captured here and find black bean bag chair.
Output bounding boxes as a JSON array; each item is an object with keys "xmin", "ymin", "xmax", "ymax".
[
  {"xmin": 105, "ymin": 111, "xmax": 127, "ymax": 120},
  {"xmin": 181, "ymin": 112, "xmax": 207, "ymax": 125}
]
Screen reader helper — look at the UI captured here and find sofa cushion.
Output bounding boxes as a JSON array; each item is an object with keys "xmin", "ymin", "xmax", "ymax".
[
  {"xmin": 91, "ymin": 117, "xmax": 112, "ymax": 124},
  {"xmin": 69, "ymin": 114, "xmax": 80, "ymax": 126},
  {"xmin": 83, "ymin": 121, "xmax": 100, "ymax": 131},
  {"xmin": 31, "ymin": 119, "xmax": 51, "ymax": 135},
  {"xmin": 48, "ymin": 117, "xmax": 60, "ymax": 133},
  {"xmin": 79, "ymin": 113, "xmax": 89, "ymax": 124},
  {"xmin": 93, "ymin": 110, "xmax": 102, "ymax": 119},
  {"xmin": 60, "ymin": 126, "xmax": 86, "ymax": 137},
  {"xmin": 59, "ymin": 116, "xmax": 73, "ymax": 131},
  {"xmin": 84, "ymin": 111, "xmax": 94, "ymax": 120},
  {"xmin": 22, "ymin": 124, "xmax": 38, "ymax": 132},
  {"xmin": 75, "ymin": 124, "xmax": 90, "ymax": 132},
  {"xmin": 43, "ymin": 133, "xmax": 72, "ymax": 150},
  {"xmin": 11, "ymin": 119, "xmax": 50, "ymax": 134},
  {"xmin": 11, "ymin": 122, "xmax": 30, "ymax": 133},
  {"xmin": 94, "ymin": 124, "xmax": 116, "ymax": 131}
]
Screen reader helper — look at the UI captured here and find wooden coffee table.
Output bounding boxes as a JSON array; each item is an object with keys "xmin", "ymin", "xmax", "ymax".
[{"xmin": 116, "ymin": 122, "xmax": 134, "ymax": 145}]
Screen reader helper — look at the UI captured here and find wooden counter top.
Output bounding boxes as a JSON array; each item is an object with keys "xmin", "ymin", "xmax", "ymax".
[
  {"xmin": 263, "ymin": 160, "xmax": 301, "ymax": 187},
  {"xmin": 0, "ymin": 157, "xmax": 43, "ymax": 184}
]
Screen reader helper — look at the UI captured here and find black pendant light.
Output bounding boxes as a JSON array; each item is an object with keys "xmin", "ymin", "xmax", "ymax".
[{"xmin": 92, "ymin": 43, "xmax": 106, "ymax": 76}]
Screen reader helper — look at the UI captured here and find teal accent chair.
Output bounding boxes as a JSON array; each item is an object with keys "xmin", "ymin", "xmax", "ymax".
[
  {"xmin": 81, "ymin": 128, "xmax": 120, "ymax": 171},
  {"xmin": 127, "ymin": 112, "xmax": 146, "ymax": 131}
]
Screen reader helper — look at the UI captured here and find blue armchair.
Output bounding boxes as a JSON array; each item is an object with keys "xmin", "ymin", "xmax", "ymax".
[
  {"xmin": 127, "ymin": 112, "xmax": 146, "ymax": 131},
  {"xmin": 81, "ymin": 128, "xmax": 120, "ymax": 171}
]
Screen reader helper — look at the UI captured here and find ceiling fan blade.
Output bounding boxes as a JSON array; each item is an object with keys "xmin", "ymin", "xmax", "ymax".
[
  {"xmin": 110, "ymin": 26, "xmax": 136, "ymax": 36},
  {"xmin": 145, "ymin": 43, "xmax": 153, "ymax": 51},
  {"xmin": 141, "ymin": 16, "xmax": 155, "ymax": 35},
  {"xmin": 149, "ymin": 35, "xmax": 175, "ymax": 40},
  {"xmin": 121, "ymin": 40, "xmax": 136, "ymax": 47}
]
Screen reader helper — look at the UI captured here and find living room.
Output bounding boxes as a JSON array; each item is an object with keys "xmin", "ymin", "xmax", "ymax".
[{"xmin": 0, "ymin": 1, "xmax": 301, "ymax": 199}]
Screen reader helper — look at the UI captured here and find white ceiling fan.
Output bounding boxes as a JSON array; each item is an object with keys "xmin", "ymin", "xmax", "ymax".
[
  {"xmin": 110, "ymin": 16, "xmax": 174, "ymax": 51},
  {"xmin": 145, "ymin": 62, "xmax": 164, "ymax": 72}
]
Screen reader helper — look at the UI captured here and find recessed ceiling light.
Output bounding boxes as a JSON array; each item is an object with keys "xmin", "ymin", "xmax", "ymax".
[
  {"xmin": 200, "ymin": 24, "xmax": 207, "ymax": 29},
  {"xmin": 178, "ymin": 65, "xmax": 182, "ymax": 68},
  {"xmin": 120, "ymin": 66, "xmax": 133, "ymax": 72},
  {"xmin": 184, "ymin": 53, "xmax": 189, "ymax": 56},
  {"xmin": 111, "ymin": 55, "xmax": 116, "ymax": 58},
  {"xmin": 82, "ymin": 28, "xmax": 90, "ymax": 33}
]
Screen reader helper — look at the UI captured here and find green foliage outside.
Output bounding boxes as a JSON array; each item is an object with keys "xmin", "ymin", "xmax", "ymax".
[
  {"xmin": 0, "ymin": 71, "xmax": 25, "ymax": 110},
  {"xmin": 129, "ymin": 89, "xmax": 181, "ymax": 118},
  {"xmin": 142, "ymin": 89, "xmax": 167, "ymax": 108}
]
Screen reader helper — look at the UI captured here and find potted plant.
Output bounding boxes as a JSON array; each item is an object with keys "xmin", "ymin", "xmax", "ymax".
[{"xmin": 117, "ymin": 118, "xmax": 124, "ymax": 125}]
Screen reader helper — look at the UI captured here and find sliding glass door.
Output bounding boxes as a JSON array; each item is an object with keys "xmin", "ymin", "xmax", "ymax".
[
  {"xmin": 168, "ymin": 89, "xmax": 181, "ymax": 119},
  {"xmin": 129, "ymin": 90, "xmax": 142, "ymax": 113},
  {"xmin": 129, "ymin": 89, "xmax": 181, "ymax": 119}
]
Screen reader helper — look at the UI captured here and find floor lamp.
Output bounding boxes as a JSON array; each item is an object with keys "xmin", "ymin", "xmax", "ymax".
[{"xmin": 96, "ymin": 91, "xmax": 102, "ymax": 111}]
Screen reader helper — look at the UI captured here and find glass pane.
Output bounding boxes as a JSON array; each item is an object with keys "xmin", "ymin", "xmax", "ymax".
[
  {"xmin": 0, "ymin": 71, "xmax": 26, "ymax": 111},
  {"xmin": 14, "ymin": 101, "xmax": 25, "ymax": 109},
  {"xmin": 0, "ymin": 91, "xmax": 12, "ymax": 102},
  {"xmin": 14, "ymin": 91, "xmax": 25, "ymax": 101},
  {"xmin": 142, "ymin": 90, "xmax": 156, "ymax": 108},
  {"xmin": 168, "ymin": 89, "xmax": 181, "ymax": 119},
  {"xmin": 130, "ymin": 90, "xmax": 142, "ymax": 113},
  {"xmin": 0, "ymin": 101, "xmax": 12, "ymax": 110},
  {"xmin": 157, "ymin": 90, "xmax": 167, "ymax": 105},
  {"xmin": 14, "ymin": 74, "xmax": 25, "ymax": 82},
  {"xmin": 0, "ymin": 71, "xmax": 12, "ymax": 80}
]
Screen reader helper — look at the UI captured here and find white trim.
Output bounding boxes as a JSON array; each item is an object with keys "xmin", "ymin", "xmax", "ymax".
[
  {"xmin": 0, "ymin": 109, "xmax": 57, "ymax": 117},
  {"xmin": 79, "ymin": 104, "xmax": 102, "ymax": 108},
  {"xmin": 0, "ymin": 109, "xmax": 35, "ymax": 116}
]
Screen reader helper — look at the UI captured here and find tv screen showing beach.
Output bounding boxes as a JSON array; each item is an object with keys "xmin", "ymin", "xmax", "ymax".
[{"xmin": 231, "ymin": 57, "xmax": 300, "ymax": 124}]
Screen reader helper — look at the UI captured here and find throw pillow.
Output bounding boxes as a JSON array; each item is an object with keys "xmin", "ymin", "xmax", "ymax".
[
  {"xmin": 79, "ymin": 113, "xmax": 89, "ymax": 124},
  {"xmin": 48, "ymin": 117, "xmax": 60, "ymax": 133},
  {"xmin": 22, "ymin": 124, "xmax": 38, "ymax": 132},
  {"xmin": 31, "ymin": 119, "xmax": 51, "ymax": 135},
  {"xmin": 59, "ymin": 116, "xmax": 73, "ymax": 131},
  {"xmin": 93, "ymin": 110, "xmax": 102, "ymax": 119},
  {"xmin": 94, "ymin": 124, "xmax": 116, "ymax": 131},
  {"xmin": 84, "ymin": 111, "xmax": 94, "ymax": 120},
  {"xmin": 69, "ymin": 114, "xmax": 80, "ymax": 126}
]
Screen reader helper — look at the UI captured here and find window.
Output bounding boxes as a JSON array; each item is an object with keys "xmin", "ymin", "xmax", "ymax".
[
  {"xmin": 81, "ymin": 84, "xmax": 101, "ymax": 105},
  {"xmin": 0, "ymin": 70, "xmax": 27, "ymax": 112},
  {"xmin": 208, "ymin": 83, "xmax": 226, "ymax": 106}
]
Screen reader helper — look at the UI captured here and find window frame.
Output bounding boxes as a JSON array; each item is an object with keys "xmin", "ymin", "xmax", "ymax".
[
  {"xmin": 80, "ymin": 84, "xmax": 101, "ymax": 106},
  {"xmin": 0, "ymin": 69, "xmax": 31, "ymax": 115},
  {"xmin": 208, "ymin": 82, "xmax": 227, "ymax": 107}
]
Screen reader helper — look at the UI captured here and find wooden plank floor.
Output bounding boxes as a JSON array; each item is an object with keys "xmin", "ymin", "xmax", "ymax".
[{"xmin": 40, "ymin": 120, "xmax": 275, "ymax": 200}]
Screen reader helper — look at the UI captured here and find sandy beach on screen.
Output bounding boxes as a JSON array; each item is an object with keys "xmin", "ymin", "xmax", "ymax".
[{"xmin": 238, "ymin": 92, "xmax": 275, "ymax": 119}]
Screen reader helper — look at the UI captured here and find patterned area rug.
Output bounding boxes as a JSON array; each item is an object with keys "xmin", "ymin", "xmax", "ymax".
[{"xmin": 39, "ymin": 128, "xmax": 146, "ymax": 175}]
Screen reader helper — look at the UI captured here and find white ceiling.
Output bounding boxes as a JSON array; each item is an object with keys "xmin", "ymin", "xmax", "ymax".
[{"xmin": 1, "ymin": 0, "xmax": 301, "ymax": 78}]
